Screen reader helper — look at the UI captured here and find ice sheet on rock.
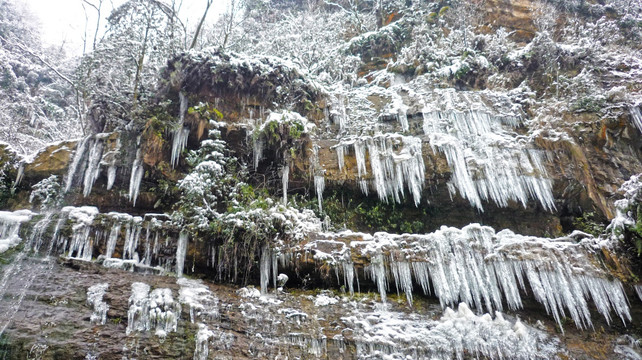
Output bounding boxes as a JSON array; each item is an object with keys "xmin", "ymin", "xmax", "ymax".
[
  {"xmin": 126, "ymin": 282, "xmax": 180, "ymax": 337},
  {"xmin": 194, "ymin": 324, "xmax": 214, "ymax": 360},
  {"xmin": 178, "ymin": 278, "xmax": 219, "ymax": 323},
  {"xmin": 0, "ymin": 210, "xmax": 34, "ymax": 253},
  {"xmin": 87, "ymin": 283, "xmax": 109, "ymax": 325},
  {"xmin": 343, "ymin": 303, "xmax": 562, "ymax": 360},
  {"xmin": 336, "ymin": 134, "xmax": 424, "ymax": 206}
]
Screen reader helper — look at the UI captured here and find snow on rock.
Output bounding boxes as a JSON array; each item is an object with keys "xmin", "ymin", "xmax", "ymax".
[
  {"xmin": 343, "ymin": 303, "xmax": 561, "ymax": 360},
  {"xmin": 607, "ymin": 174, "xmax": 642, "ymax": 241},
  {"xmin": 313, "ymin": 294, "xmax": 338, "ymax": 307},
  {"xmin": 86, "ymin": 283, "xmax": 109, "ymax": 325},
  {"xmin": 291, "ymin": 224, "xmax": 631, "ymax": 331},
  {"xmin": 237, "ymin": 287, "xmax": 261, "ymax": 299}
]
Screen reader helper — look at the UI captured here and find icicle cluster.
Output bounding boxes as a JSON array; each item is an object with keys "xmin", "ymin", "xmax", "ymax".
[
  {"xmin": 87, "ymin": 283, "xmax": 109, "ymax": 325},
  {"xmin": 126, "ymin": 282, "xmax": 180, "ymax": 337},
  {"xmin": 422, "ymin": 108, "xmax": 554, "ymax": 212},
  {"xmin": 63, "ymin": 206, "xmax": 100, "ymax": 260},
  {"xmin": 171, "ymin": 92, "xmax": 190, "ymax": 168},
  {"xmin": 336, "ymin": 134, "xmax": 425, "ymax": 206},
  {"xmin": 63, "ymin": 133, "xmax": 121, "ymax": 198},
  {"xmin": 344, "ymin": 303, "xmax": 561, "ymax": 360},
  {"xmin": 128, "ymin": 149, "xmax": 144, "ymax": 207},
  {"xmin": 291, "ymin": 224, "xmax": 631, "ymax": 331}
]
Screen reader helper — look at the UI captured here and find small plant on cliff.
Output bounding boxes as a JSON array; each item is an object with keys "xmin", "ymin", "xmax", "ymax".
[{"xmin": 572, "ymin": 211, "xmax": 606, "ymax": 237}]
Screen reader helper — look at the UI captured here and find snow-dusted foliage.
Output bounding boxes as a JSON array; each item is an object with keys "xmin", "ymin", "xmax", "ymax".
[
  {"xmin": 0, "ymin": 0, "xmax": 81, "ymax": 154},
  {"xmin": 28, "ymin": 175, "xmax": 61, "ymax": 210}
]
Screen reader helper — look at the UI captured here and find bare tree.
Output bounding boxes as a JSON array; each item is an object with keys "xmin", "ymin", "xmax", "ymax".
[{"xmin": 190, "ymin": 0, "xmax": 213, "ymax": 49}]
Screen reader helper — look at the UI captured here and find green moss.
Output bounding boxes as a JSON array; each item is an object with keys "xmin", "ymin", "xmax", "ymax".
[{"xmin": 572, "ymin": 211, "xmax": 606, "ymax": 237}]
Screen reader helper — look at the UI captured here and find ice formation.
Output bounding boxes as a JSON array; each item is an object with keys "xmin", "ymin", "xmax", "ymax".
[
  {"xmin": 336, "ymin": 134, "xmax": 425, "ymax": 206},
  {"xmin": 630, "ymin": 105, "xmax": 642, "ymax": 133},
  {"xmin": 636, "ymin": 285, "xmax": 642, "ymax": 303},
  {"xmin": 63, "ymin": 206, "xmax": 100, "ymax": 260},
  {"xmin": 194, "ymin": 324, "xmax": 214, "ymax": 360},
  {"xmin": 282, "ymin": 164, "xmax": 289, "ymax": 205},
  {"xmin": 176, "ymin": 231, "xmax": 189, "ymax": 277},
  {"xmin": 292, "ymin": 224, "xmax": 631, "ymax": 331},
  {"xmin": 343, "ymin": 303, "xmax": 561, "ymax": 359},
  {"xmin": 422, "ymin": 105, "xmax": 554, "ymax": 212},
  {"xmin": 87, "ymin": 283, "xmax": 109, "ymax": 325},
  {"xmin": 126, "ymin": 282, "xmax": 180, "ymax": 337},
  {"xmin": 0, "ymin": 210, "xmax": 34, "ymax": 253},
  {"xmin": 178, "ymin": 278, "xmax": 219, "ymax": 323},
  {"xmin": 314, "ymin": 174, "xmax": 325, "ymax": 212},
  {"xmin": 171, "ymin": 92, "xmax": 190, "ymax": 168},
  {"xmin": 82, "ymin": 138, "xmax": 104, "ymax": 197},
  {"xmin": 64, "ymin": 137, "xmax": 90, "ymax": 193},
  {"xmin": 128, "ymin": 149, "xmax": 144, "ymax": 206}
]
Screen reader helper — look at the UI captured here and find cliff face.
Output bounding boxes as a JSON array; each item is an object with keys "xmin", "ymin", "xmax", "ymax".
[{"xmin": 2, "ymin": 0, "xmax": 642, "ymax": 359}]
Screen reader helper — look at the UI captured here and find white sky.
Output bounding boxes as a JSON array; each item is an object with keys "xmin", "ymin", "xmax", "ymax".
[{"xmin": 21, "ymin": 0, "xmax": 227, "ymax": 54}]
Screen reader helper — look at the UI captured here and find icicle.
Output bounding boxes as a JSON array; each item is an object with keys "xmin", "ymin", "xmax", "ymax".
[
  {"xmin": 123, "ymin": 217, "xmax": 142, "ymax": 260},
  {"xmin": 87, "ymin": 283, "xmax": 109, "ymax": 325},
  {"xmin": 129, "ymin": 149, "xmax": 144, "ymax": 207},
  {"xmin": 12, "ymin": 162, "xmax": 24, "ymax": 189},
  {"xmin": 253, "ymin": 137, "xmax": 264, "ymax": 169},
  {"xmin": 307, "ymin": 223, "xmax": 631, "ymax": 331},
  {"xmin": 64, "ymin": 137, "xmax": 90, "ymax": 193},
  {"xmin": 105, "ymin": 222, "xmax": 120, "ymax": 259},
  {"xmin": 635, "ymin": 285, "xmax": 642, "ymax": 303},
  {"xmin": 178, "ymin": 278, "xmax": 219, "ymax": 323},
  {"xmin": 630, "ymin": 106, "xmax": 642, "ymax": 132},
  {"xmin": 341, "ymin": 135, "xmax": 424, "ymax": 206},
  {"xmin": 336, "ymin": 145, "xmax": 345, "ymax": 172},
  {"xmin": 260, "ymin": 244, "xmax": 271, "ymax": 295},
  {"xmin": 176, "ymin": 231, "xmax": 189, "ymax": 277},
  {"xmin": 106, "ymin": 165, "xmax": 117, "ymax": 190},
  {"xmin": 171, "ymin": 128, "xmax": 190, "ymax": 168},
  {"xmin": 282, "ymin": 164, "xmax": 289, "ymax": 205},
  {"xmin": 82, "ymin": 138, "xmax": 104, "ymax": 197},
  {"xmin": 315, "ymin": 174, "xmax": 325, "ymax": 212}
]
